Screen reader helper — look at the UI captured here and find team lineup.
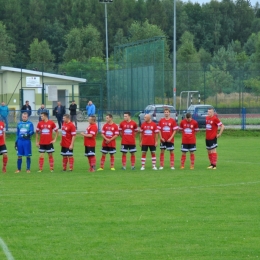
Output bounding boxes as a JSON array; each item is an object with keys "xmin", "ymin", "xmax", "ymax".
[{"xmin": 0, "ymin": 108, "xmax": 224, "ymax": 173}]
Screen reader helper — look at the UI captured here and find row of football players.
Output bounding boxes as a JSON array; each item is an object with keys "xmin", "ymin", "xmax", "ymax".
[{"xmin": 0, "ymin": 108, "xmax": 224, "ymax": 173}]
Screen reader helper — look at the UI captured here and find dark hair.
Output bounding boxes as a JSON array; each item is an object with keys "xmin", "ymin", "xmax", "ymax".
[
  {"xmin": 124, "ymin": 111, "xmax": 131, "ymax": 116},
  {"xmin": 186, "ymin": 112, "xmax": 192, "ymax": 119},
  {"xmin": 106, "ymin": 114, "xmax": 113, "ymax": 118},
  {"xmin": 89, "ymin": 115, "xmax": 96, "ymax": 122},
  {"xmin": 41, "ymin": 112, "xmax": 48, "ymax": 117}
]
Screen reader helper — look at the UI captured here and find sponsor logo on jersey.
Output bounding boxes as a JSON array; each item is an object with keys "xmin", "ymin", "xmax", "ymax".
[
  {"xmin": 184, "ymin": 128, "xmax": 192, "ymax": 134},
  {"xmin": 62, "ymin": 130, "xmax": 66, "ymax": 135},
  {"xmin": 144, "ymin": 130, "xmax": 152, "ymax": 135},
  {"xmin": 206, "ymin": 124, "xmax": 212, "ymax": 130},
  {"xmin": 105, "ymin": 131, "xmax": 113, "ymax": 137},
  {"xmin": 20, "ymin": 128, "xmax": 27, "ymax": 134},
  {"xmin": 163, "ymin": 126, "xmax": 170, "ymax": 131},
  {"xmin": 42, "ymin": 129, "xmax": 50, "ymax": 134},
  {"xmin": 124, "ymin": 129, "xmax": 133, "ymax": 135}
]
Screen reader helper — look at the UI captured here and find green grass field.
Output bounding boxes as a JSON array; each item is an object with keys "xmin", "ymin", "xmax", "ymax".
[{"xmin": 1, "ymin": 131, "xmax": 260, "ymax": 260}]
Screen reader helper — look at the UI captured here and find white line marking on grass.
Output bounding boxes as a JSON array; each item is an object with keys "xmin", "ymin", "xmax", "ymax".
[
  {"xmin": 0, "ymin": 237, "xmax": 15, "ymax": 260},
  {"xmin": 1, "ymin": 180, "xmax": 260, "ymax": 197}
]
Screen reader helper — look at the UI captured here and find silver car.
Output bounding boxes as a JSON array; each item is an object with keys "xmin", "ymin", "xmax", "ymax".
[{"xmin": 139, "ymin": 104, "xmax": 178, "ymax": 126}]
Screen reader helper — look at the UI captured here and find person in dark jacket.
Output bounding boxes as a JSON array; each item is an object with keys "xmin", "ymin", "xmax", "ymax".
[
  {"xmin": 21, "ymin": 101, "xmax": 32, "ymax": 117},
  {"xmin": 53, "ymin": 101, "xmax": 66, "ymax": 129},
  {"xmin": 69, "ymin": 100, "xmax": 77, "ymax": 130}
]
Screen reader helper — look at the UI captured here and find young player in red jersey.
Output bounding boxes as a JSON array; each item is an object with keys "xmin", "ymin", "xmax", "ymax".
[
  {"xmin": 205, "ymin": 108, "xmax": 224, "ymax": 169},
  {"xmin": 140, "ymin": 114, "xmax": 159, "ymax": 170},
  {"xmin": 157, "ymin": 108, "xmax": 178, "ymax": 170},
  {"xmin": 97, "ymin": 114, "xmax": 119, "ymax": 171},
  {"xmin": 179, "ymin": 113, "xmax": 199, "ymax": 169},
  {"xmin": 35, "ymin": 112, "xmax": 58, "ymax": 172},
  {"xmin": 80, "ymin": 115, "xmax": 98, "ymax": 172},
  {"xmin": 0, "ymin": 121, "xmax": 8, "ymax": 173},
  {"xmin": 60, "ymin": 114, "xmax": 76, "ymax": 171},
  {"xmin": 119, "ymin": 112, "xmax": 138, "ymax": 170}
]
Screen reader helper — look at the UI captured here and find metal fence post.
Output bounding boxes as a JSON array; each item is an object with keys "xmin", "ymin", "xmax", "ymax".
[{"xmin": 241, "ymin": 107, "xmax": 246, "ymax": 130}]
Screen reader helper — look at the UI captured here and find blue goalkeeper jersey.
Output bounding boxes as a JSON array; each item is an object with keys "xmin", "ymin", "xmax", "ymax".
[{"xmin": 16, "ymin": 120, "xmax": 34, "ymax": 140}]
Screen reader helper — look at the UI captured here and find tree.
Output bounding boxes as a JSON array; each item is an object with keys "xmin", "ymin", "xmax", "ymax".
[
  {"xmin": 63, "ymin": 25, "xmax": 103, "ymax": 62},
  {"xmin": 0, "ymin": 22, "xmax": 16, "ymax": 65},
  {"xmin": 28, "ymin": 38, "xmax": 54, "ymax": 70}
]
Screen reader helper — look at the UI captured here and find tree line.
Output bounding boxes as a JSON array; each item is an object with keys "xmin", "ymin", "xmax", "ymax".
[{"xmin": 1, "ymin": 0, "xmax": 260, "ymax": 98}]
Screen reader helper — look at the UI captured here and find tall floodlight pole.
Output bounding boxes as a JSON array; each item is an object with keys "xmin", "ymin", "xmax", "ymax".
[
  {"xmin": 100, "ymin": 0, "xmax": 113, "ymax": 110},
  {"xmin": 173, "ymin": 0, "xmax": 176, "ymax": 108}
]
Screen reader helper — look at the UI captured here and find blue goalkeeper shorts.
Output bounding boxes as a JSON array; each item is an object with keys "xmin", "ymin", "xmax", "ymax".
[{"xmin": 17, "ymin": 139, "xmax": 32, "ymax": 156}]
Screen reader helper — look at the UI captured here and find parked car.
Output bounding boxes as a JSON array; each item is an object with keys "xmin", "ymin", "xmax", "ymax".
[
  {"xmin": 182, "ymin": 104, "xmax": 217, "ymax": 127},
  {"xmin": 139, "ymin": 104, "xmax": 178, "ymax": 126}
]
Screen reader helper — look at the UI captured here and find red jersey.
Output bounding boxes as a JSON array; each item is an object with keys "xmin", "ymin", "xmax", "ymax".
[
  {"xmin": 158, "ymin": 118, "xmax": 178, "ymax": 143},
  {"xmin": 0, "ymin": 122, "xmax": 5, "ymax": 146},
  {"xmin": 101, "ymin": 123, "xmax": 119, "ymax": 148},
  {"xmin": 61, "ymin": 121, "xmax": 76, "ymax": 148},
  {"xmin": 84, "ymin": 123, "xmax": 98, "ymax": 147},
  {"xmin": 36, "ymin": 120, "xmax": 58, "ymax": 145},
  {"xmin": 119, "ymin": 120, "xmax": 138, "ymax": 145},
  {"xmin": 140, "ymin": 121, "xmax": 159, "ymax": 146},
  {"xmin": 206, "ymin": 115, "xmax": 222, "ymax": 140},
  {"xmin": 179, "ymin": 119, "xmax": 199, "ymax": 144}
]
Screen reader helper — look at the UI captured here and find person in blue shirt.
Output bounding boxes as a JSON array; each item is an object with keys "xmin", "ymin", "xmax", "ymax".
[
  {"xmin": 0, "ymin": 102, "xmax": 9, "ymax": 131},
  {"xmin": 15, "ymin": 112, "xmax": 34, "ymax": 173},
  {"xmin": 86, "ymin": 101, "xmax": 95, "ymax": 116}
]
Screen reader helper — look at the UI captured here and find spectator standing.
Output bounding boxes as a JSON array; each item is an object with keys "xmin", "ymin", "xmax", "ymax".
[
  {"xmin": 86, "ymin": 101, "xmax": 95, "ymax": 116},
  {"xmin": 0, "ymin": 102, "xmax": 9, "ymax": 131},
  {"xmin": 53, "ymin": 101, "xmax": 66, "ymax": 129},
  {"xmin": 21, "ymin": 101, "xmax": 32, "ymax": 117},
  {"xmin": 37, "ymin": 104, "xmax": 48, "ymax": 122},
  {"xmin": 69, "ymin": 100, "xmax": 77, "ymax": 129}
]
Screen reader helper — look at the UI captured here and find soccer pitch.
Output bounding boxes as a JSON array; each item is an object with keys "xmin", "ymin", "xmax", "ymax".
[{"xmin": 1, "ymin": 132, "xmax": 260, "ymax": 260}]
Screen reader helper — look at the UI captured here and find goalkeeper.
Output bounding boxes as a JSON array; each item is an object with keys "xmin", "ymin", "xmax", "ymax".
[{"xmin": 15, "ymin": 112, "xmax": 34, "ymax": 173}]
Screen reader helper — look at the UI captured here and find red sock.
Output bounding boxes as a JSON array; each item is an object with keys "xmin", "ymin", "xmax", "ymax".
[
  {"xmin": 212, "ymin": 153, "xmax": 217, "ymax": 166},
  {"xmin": 39, "ymin": 157, "xmax": 44, "ymax": 170},
  {"xmin": 87, "ymin": 156, "xmax": 91, "ymax": 168},
  {"xmin": 90, "ymin": 156, "xmax": 96, "ymax": 168},
  {"xmin": 110, "ymin": 155, "xmax": 115, "ymax": 168},
  {"xmin": 63, "ymin": 157, "xmax": 68, "ymax": 170},
  {"xmin": 208, "ymin": 153, "xmax": 213, "ymax": 165},
  {"xmin": 69, "ymin": 157, "xmax": 74, "ymax": 170},
  {"xmin": 181, "ymin": 154, "xmax": 186, "ymax": 167},
  {"xmin": 190, "ymin": 153, "xmax": 195, "ymax": 167},
  {"xmin": 3, "ymin": 156, "xmax": 8, "ymax": 168},
  {"xmin": 100, "ymin": 154, "xmax": 106, "ymax": 168},
  {"xmin": 160, "ymin": 152, "xmax": 164, "ymax": 167},
  {"xmin": 141, "ymin": 154, "xmax": 146, "ymax": 167},
  {"xmin": 49, "ymin": 156, "xmax": 54, "ymax": 169},
  {"xmin": 131, "ymin": 154, "xmax": 135, "ymax": 167},
  {"xmin": 151, "ymin": 153, "xmax": 156, "ymax": 167},
  {"xmin": 122, "ymin": 153, "xmax": 126, "ymax": 167},
  {"xmin": 170, "ymin": 153, "xmax": 174, "ymax": 167}
]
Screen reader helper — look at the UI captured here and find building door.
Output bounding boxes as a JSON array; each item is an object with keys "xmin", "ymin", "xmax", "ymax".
[{"xmin": 23, "ymin": 89, "xmax": 36, "ymax": 115}]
